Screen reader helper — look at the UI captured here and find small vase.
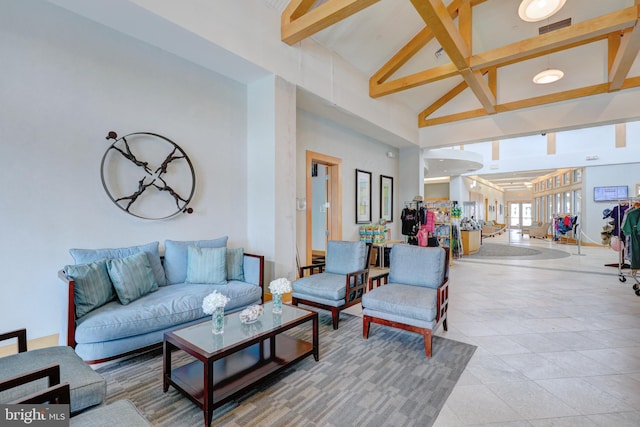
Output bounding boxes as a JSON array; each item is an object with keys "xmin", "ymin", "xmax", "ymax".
[
  {"xmin": 272, "ymin": 293, "xmax": 283, "ymax": 314},
  {"xmin": 212, "ymin": 306, "xmax": 224, "ymax": 334}
]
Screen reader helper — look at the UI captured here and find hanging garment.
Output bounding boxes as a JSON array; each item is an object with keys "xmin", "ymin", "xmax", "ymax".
[
  {"xmin": 417, "ymin": 226, "xmax": 429, "ymax": 247},
  {"xmin": 401, "ymin": 208, "xmax": 420, "ymax": 236},
  {"xmin": 621, "ymin": 208, "xmax": 640, "ymax": 269},
  {"xmin": 611, "ymin": 204, "xmax": 629, "ymax": 238}
]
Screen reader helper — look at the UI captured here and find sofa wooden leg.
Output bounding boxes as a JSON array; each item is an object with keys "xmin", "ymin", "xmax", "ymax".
[
  {"xmin": 443, "ymin": 317, "xmax": 448, "ymax": 331},
  {"xmin": 291, "ymin": 297, "xmax": 298, "ymax": 306},
  {"xmin": 331, "ymin": 308, "xmax": 339, "ymax": 330},
  {"xmin": 423, "ymin": 330, "xmax": 432, "ymax": 358},
  {"xmin": 363, "ymin": 315, "xmax": 371, "ymax": 339}
]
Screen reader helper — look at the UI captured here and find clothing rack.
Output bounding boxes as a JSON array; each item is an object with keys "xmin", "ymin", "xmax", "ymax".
[{"xmin": 607, "ymin": 198, "xmax": 640, "ymax": 295}]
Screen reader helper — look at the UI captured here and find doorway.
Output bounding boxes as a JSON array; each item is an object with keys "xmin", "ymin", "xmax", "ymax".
[
  {"xmin": 508, "ymin": 202, "xmax": 532, "ymax": 229},
  {"xmin": 306, "ymin": 151, "xmax": 342, "ymax": 265}
]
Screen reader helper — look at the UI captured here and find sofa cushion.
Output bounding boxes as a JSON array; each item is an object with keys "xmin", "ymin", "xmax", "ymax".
[
  {"xmin": 362, "ymin": 283, "xmax": 438, "ymax": 322},
  {"xmin": 106, "ymin": 252, "xmax": 158, "ymax": 305},
  {"xmin": 74, "ymin": 282, "xmax": 261, "ymax": 343},
  {"xmin": 226, "ymin": 248, "xmax": 245, "ymax": 281},
  {"xmin": 325, "ymin": 241, "xmax": 367, "ymax": 275},
  {"xmin": 388, "ymin": 245, "xmax": 445, "ymax": 289},
  {"xmin": 186, "ymin": 246, "xmax": 227, "ymax": 284},
  {"xmin": 164, "ymin": 237, "xmax": 228, "ymax": 285},
  {"xmin": 292, "ymin": 272, "xmax": 347, "ymax": 301},
  {"xmin": 64, "ymin": 259, "xmax": 115, "ymax": 319},
  {"xmin": 70, "ymin": 241, "xmax": 166, "ymax": 287},
  {"xmin": 0, "ymin": 346, "xmax": 106, "ymax": 414}
]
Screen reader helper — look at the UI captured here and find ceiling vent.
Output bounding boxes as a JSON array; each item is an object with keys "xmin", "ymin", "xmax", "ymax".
[{"xmin": 538, "ymin": 18, "xmax": 571, "ymax": 35}]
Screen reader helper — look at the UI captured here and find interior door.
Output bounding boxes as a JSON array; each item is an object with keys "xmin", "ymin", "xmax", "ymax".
[{"xmin": 306, "ymin": 151, "xmax": 342, "ymax": 265}]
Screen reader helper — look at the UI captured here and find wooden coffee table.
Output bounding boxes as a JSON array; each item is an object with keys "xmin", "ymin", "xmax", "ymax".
[{"xmin": 163, "ymin": 301, "xmax": 318, "ymax": 426}]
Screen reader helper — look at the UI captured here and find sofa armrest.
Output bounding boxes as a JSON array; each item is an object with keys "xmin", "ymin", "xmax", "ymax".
[
  {"xmin": 58, "ymin": 269, "xmax": 76, "ymax": 348},
  {"xmin": 242, "ymin": 254, "xmax": 264, "ymax": 303},
  {"xmin": 298, "ymin": 263, "xmax": 325, "ymax": 278},
  {"xmin": 0, "ymin": 328, "xmax": 27, "ymax": 353}
]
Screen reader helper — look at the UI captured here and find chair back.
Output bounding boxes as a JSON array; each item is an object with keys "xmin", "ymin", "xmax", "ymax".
[
  {"xmin": 388, "ymin": 244, "xmax": 447, "ymax": 289},
  {"xmin": 325, "ymin": 241, "xmax": 369, "ymax": 274}
]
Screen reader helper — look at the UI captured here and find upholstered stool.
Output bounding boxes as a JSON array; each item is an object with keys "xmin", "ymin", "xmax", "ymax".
[{"xmin": 0, "ymin": 345, "xmax": 106, "ymax": 413}]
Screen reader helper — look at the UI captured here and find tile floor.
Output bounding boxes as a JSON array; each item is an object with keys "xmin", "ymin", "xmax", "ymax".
[{"xmin": 432, "ymin": 231, "xmax": 640, "ymax": 427}]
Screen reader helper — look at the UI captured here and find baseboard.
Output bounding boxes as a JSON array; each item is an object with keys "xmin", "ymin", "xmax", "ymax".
[{"xmin": 0, "ymin": 333, "xmax": 59, "ymax": 357}]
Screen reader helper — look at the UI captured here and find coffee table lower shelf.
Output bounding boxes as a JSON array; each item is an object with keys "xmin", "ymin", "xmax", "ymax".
[{"xmin": 166, "ymin": 335, "xmax": 313, "ymax": 414}]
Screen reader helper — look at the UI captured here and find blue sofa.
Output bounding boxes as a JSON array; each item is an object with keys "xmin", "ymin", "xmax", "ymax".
[{"xmin": 59, "ymin": 237, "xmax": 264, "ymax": 363}]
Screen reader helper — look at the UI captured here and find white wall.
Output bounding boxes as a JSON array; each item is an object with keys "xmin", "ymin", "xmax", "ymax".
[
  {"xmin": 296, "ymin": 110, "xmax": 400, "ymax": 261},
  {"xmin": 0, "ymin": 1, "xmax": 249, "ymax": 338}
]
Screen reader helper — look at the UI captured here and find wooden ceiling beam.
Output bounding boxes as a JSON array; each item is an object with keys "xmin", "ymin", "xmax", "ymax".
[
  {"xmin": 370, "ymin": 0, "xmax": 486, "ymax": 87},
  {"xmin": 410, "ymin": 0, "xmax": 470, "ymax": 69},
  {"xmin": 419, "ymin": 79, "xmax": 469, "ymax": 119},
  {"xmin": 419, "ymin": 76, "xmax": 640, "ymax": 127},
  {"xmin": 609, "ymin": 24, "xmax": 640, "ymax": 90},
  {"xmin": 470, "ymin": 6, "xmax": 639, "ymax": 69},
  {"xmin": 411, "ymin": 0, "xmax": 496, "ymax": 113},
  {"xmin": 371, "ymin": 63, "xmax": 460, "ymax": 98},
  {"xmin": 283, "ymin": 0, "xmax": 317, "ymax": 22},
  {"xmin": 282, "ymin": 0, "xmax": 380, "ymax": 45}
]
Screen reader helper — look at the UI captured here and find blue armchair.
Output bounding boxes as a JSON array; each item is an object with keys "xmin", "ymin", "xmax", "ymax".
[
  {"xmin": 362, "ymin": 244, "xmax": 449, "ymax": 357},
  {"xmin": 292, "ymin": 240, "xmax": 372, "ymax": 329}
]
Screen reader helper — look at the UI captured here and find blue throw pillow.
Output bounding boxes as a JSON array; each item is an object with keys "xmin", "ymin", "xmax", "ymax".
[
  {"xmin": 70, "ymin": 241, "xmax": 166, "ymax": 287},
  {"xmin": 163, "ymin": 237, "xmax": 228, "ymax": 284},
  {"xmin": 106, "ymin": 252, "xmax": 158, "ymax": 305},
  {"xmin": 226, "ymin": 247, "xmax": 245, "ymax": 281},
  {"xmin": 186, "ymin": 246, "xmax": 227, "ymax": 284},
  {"xmin": 64, "ymin": 259, "xmax": 114, "ymax": 318}
]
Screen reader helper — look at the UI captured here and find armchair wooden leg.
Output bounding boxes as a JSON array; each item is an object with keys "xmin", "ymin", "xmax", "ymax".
[
  {"xmin": 443, "ymin": 316, "xmax": 448, "ymax": 331},
  {"xmin": 363, "ymin": 315, "xmax": 371, "ymax": 339},
  {"xmin": 330, "ymin": 308, "xmax": 339, "ymax": 330},
  {"xmin": 423, "ymin": 330, "xmax": 432, "ymax": 358}
]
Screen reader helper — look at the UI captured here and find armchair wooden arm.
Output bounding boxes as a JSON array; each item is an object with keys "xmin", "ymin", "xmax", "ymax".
[
  {"xmin": 298, "ymin": 263, "xmax": 325, "ymax": 278},
  {"xmin": 0, "ymin": 328, "xmax": 27, "ymax": 353},
  {"xmin": 345, "ymin": 268, "xmax": 370, "ymax": 304},
  {"xmin": 13, "ymin": 382, "xmax": 70, "ymax": 405},
  {"xmin": 368, "ymin": 272, "xmax": 389, "ymax": 291},
  {"xmin": 0, "ymin": 363, "xmax": 61, "ymax": 394}
]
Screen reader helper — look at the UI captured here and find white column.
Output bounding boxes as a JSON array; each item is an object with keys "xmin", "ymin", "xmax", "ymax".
[
  {"xmin": 398, "ymin": 147, "xmax": 424, "ymax": 205},
  {"xmin": 247, "ymin": 75, "xmax": 297, "ymax": 284}
]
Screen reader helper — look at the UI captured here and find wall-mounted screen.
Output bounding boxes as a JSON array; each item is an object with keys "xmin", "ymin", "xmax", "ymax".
[{"xmin": 593, "ymin": 186, "xmax": 628, "ymax": 202}]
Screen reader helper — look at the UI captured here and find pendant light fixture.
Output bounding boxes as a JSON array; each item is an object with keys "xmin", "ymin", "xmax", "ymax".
[
  {"xmin": 533, "ymin": 68, "xmax": 564, "ymax": 84},
  {"xmin": 519, "ymin": 0, "xmax": 566, "ymax": 22}
]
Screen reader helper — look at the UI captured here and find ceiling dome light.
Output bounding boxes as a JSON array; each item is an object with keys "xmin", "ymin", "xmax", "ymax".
[
  {"xmin": 533, "ymin": 68, "xmax": 564, "ymax": 84},
  {"xmin": 519, "ymin": 0, "xmax": 566, "ymax": 22}
]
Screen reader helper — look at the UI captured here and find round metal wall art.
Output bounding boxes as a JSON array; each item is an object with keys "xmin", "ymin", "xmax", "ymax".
[{"xmin": 101, "ymin": 131, "xmax": 195, "ymax": 220}]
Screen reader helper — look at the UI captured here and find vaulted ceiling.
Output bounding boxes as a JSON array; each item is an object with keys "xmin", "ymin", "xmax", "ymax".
[{"xmin": 280, "ymin": 0, "xmax": 640, "ymax": 129}]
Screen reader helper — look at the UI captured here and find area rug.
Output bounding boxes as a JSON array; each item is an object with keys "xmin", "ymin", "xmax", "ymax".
[
  {"xmin": 97, "ymin": 313, "xmax": 476, "ymax": 427},
  {"xmin": 467, "ymin": 243, "xmax": 571, "ymax": 260}
]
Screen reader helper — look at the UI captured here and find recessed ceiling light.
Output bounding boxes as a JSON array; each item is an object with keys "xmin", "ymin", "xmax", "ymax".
[
  {"xmin": 533, "ymin": 68, "xmax": 564, "ymax": 84},
  {"xmin": 518, "ymin": 0, "xmax": 566, "ymax": 22}
]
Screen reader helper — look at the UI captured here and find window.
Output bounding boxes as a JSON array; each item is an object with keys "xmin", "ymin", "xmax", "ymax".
[
  {"xmin": 555, "ymin": 193, "xmax": 561, "ymax": 214},
  {"xmin": 563, "ymin": 172, "xmax": 571, "ymax": 185},
  {"xmin": 555, "ymin": 176, "xmax": 560, "ymax": 187},
  {"xmin": 564, "ymin": 191, "xmax": 571, "ymax": 213},
  {"xmin": 540, "ymin": 181, "xmax": 545, "ymax": 191},
  {"xmin": 573, "ymin": 190, "xmax": 581, "ymax": 214},
  {"xmin": 573, "ymin": 169, "xmax": 582, "ymax": 183},
  {"xmin": 547, "ymin": 178, "xmax": 553, "ymax": 189},
  {"xmin": 534, "ymin": 183, "xmax": 538, "ymax": 192},
  {"xmin": 547, "ymin": 195, "xmax": 552, "ymax": 221}
]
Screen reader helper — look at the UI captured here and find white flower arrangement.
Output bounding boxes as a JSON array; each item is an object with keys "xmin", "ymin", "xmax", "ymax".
[
  {"xmin": 202, "ymin": 291, "xmax": 230, "ymax": 315},
  {"xmin": 268, "ymin": 277, "xmax": 292, "ymax": 295}
]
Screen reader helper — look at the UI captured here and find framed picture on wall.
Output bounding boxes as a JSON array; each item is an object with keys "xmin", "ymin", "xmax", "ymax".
[
  {"xmin": 380, "ymin": 175, "xmax": 394, "ymax": 222},
  {"xmin": 355, "ymin": 169, "xmax": 372, "ymax": 224}
]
